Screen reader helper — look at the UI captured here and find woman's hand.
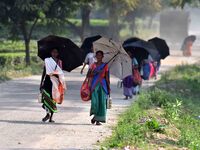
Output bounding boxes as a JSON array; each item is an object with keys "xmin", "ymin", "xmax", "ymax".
[{"xmin": 39, "ymin": 86, "xmax": 43, "ymax": 92}]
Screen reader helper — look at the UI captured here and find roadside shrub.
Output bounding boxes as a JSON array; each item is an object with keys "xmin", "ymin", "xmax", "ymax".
[
  {"xmin": 145, "ymin": 118, "xmax": 165, "ymax": 133},
  {"xmin": 164, "ymin": 99, "xmax": 182, "ymax": 121}
]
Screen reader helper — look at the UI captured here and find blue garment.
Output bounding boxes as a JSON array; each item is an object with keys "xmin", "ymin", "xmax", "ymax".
[
  {"xmin": 142, "ymin": 63, "xmax": 150, "ymax": 80},
  {"xmin": 91, "ymin": 63, "xmax": 109, "ymax": 95},
  {"xmin": 132, "ymin": 57, "xmax": 138, "ymax": 66}
]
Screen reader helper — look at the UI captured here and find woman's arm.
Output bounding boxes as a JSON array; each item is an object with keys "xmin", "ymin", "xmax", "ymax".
[
  {"xmin": 80, "ymin": 63, "xmax": 87, "ymax": 74},
  {"xmin": 105, "ymin": 66, "xmax": 110, "ymax": 95},
  {"xmin": 40, "ymin": 66, "xmax": 46, "ymax": 91}
]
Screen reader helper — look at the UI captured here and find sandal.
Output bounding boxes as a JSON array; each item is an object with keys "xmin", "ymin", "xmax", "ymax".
[
  {"xmin": 96, "ymin": 121, "xmax": 102, "ymax": 126},
  {"xmin": 91, "ymin": 118, "xmax": 96, "ymax": 124}
]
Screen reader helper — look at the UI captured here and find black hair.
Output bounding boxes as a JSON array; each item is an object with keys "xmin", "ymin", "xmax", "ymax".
[
  {"xmin": 96, "ymin": 50, "xmax": 104, "ymax": 56},
  {"xmin": 51, "ymin": 48, "xmax": 59, "ymax": 53}
]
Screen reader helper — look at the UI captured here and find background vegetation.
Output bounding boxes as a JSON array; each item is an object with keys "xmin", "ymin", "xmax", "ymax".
[{"xmin": 0, "ymin": 0, "xmax": 199, "ymax": 82}]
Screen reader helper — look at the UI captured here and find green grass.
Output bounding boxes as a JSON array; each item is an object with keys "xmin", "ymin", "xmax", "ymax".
[
  {"xmin": 0, "ymin": 52, "xmax": 37, "ymax": 56},
  {"xmin": 102, "ymin": 63, "xmax": 200, "ymax": 149},
  {"xmin": 0, "ymin": 62, "xmax": 42, "ymax": 83},
  {"xmin": 0, "ymin": 40, "xmax": 37, "ymax": 53}
]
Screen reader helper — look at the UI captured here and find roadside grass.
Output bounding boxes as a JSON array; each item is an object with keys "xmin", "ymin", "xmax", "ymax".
[
  {"xmin": 101, "ymin": 63, "xmax": 200, "ymax": 149},
  {"xmin": 0, "ymin": 40, "xmax": 42, "ymax": 82},
  {"xmin": 0, "ymin": 62, "xmax": 42, "ymax": 83}
]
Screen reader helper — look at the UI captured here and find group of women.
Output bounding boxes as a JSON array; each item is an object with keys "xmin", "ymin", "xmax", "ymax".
[
  {"xmin": 39, "ymin": 49, "xmax": 109, "ymax": 125},
  {"xmin": 122, "ymin": 50, "xmax": 160, "ymax": 100}
]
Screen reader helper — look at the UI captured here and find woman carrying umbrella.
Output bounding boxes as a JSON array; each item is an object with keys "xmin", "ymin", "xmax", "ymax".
[
  {"xmin": 88, "ymin": 50, "xmax": 110, "ymax": 125},
  {"xmin": 40, "ymin": 49, "xmax": 66, "ymax": 122},
  {"xmin": 181, "ymin": 35, "xmax": 196, "ymax": 57}
]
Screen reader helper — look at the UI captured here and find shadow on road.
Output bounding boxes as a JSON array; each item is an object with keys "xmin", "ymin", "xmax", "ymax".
[{"xmin": 0, "ymin": 119, "xmax": 91, "ymax": 126}]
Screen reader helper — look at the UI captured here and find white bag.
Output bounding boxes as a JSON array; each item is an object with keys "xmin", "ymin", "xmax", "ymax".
[
  {"xmin": 107, "ymin": 96, "xmax": 112, "ymax": 109},
  {"xmin": 38, "ymin": 92, "xmax": 42, "ymax": 103}
]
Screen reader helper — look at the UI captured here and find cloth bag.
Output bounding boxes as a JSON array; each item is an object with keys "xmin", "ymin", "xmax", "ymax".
[
  {"xmin": 80, "ymin": 78, "xmax": 91, "ymax": 101},
  {"xmin": 38, "ymin": 92, "xmax": 42, "ymax": 103},
  {"xmin": 107, "ymin": 96, "xmax": 112, "ymax": 109},
  {"xmin": 133, "ymin": 68, "xmax": 142, "ymax": 85},
  {"xmin": 149, "ymin": 62, "xmax": 155, "ymax": 78}
]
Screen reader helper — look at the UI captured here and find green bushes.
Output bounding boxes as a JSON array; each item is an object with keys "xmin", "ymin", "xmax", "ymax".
[{"xmin": 0, "ymin": 40, "xmax": 37, "ymax": 53}]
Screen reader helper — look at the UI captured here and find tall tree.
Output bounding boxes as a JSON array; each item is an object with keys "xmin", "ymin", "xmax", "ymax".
[
  {"xmin": 125, "ymin": 0, "xmax": 162, "ymax": 35},
  {"xmin": 98, "ymin": 0, "xmax": 139, "ymax": 40},
  {"xmin": 0, "ymin": 0, "xmax": 80, "ymax": 65}
]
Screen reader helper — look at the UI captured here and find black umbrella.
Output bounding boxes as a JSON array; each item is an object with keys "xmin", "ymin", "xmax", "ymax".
[
  {"xmin": 80, "ymin": 35, "xmax": 102, "ymax": 56},
  {"xmin": 123, "ymin": 37, "xmax": 142, "ymax": 46},
  {"xmin": 38, "ymin": 35, "xmax": 84, "ymax": 72},
  {"xmin": 186, "ymin": 35, "xmax": 196, "ymax": 42},
  {"xmin": 123, "ymin": 39, "xmax": 160, "ymax": 64},
  {"xmin": 148, "ymin": 37, "xmax": 170, "ymax": 59}
]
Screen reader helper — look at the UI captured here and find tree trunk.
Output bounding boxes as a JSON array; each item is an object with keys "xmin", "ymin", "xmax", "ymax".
[
  {"xmin": 25, "ymin": 39, "xmax": 30, "ymax": 66},
  {"xmin": 108, "ymin": 0, "xmax": 119, "ymax": 41},
  {"xmin": 19, "ymin": 19, "xmax": 38, "ymax": 66},
  {"xmin": 20, "ymin": 22, "xmax": 31, "ymax": 66},
  {"xmin": 131, "ymin": 16, "xmax": 136, "ymax": 36},
  {"xmin": 81, "ymin": 4, "xmax": 91, "ymax": 41},
  {"xmin": 148, "ymin": 15, "xmax": 154, "ymax": 29}
]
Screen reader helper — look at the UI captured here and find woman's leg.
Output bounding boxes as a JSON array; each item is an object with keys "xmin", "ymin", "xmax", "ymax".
[
  {"xmin": 90, "ymin": 85, "xmax": 107, "ymax": 124},
  {"xmin": 42, "ymin": 113, "xmax": 50, "ymax": 122},
  {"xmin": 49, "ymin": 111, "xmax": 55, "ymax": 122},
  {"xmin": 123, "ymin": 87, "xmax": 132, "ymax": 99},
  {"xmin": 42, "ymin": 104, "xmax": 50, "ymax": 122}
]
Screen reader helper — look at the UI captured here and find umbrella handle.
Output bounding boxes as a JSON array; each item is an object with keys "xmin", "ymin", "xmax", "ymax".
[{"xmin": 107, "ymin": 51, "xmax": 120, "ymax": 64}]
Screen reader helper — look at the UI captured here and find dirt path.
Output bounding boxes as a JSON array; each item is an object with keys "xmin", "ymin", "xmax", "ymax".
[{"xmin": 0, "ymin": 50, "xmax": 199, "ymax": 150}]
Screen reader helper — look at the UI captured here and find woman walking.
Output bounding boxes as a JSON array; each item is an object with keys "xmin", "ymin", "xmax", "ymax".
[
  {"xmin": 123, "ymin": 51, "xmax": 134, "ymax": 99},
  {"xmin": 88, "ymin": 50, "xmax": 110, "ymax": 125},
  {"xmin": 40, "ymin": 49, "xmax": 66, "ymax": 122}
]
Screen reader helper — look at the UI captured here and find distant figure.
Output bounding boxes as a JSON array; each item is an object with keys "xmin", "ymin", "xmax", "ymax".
[
  {"xmin": 80, "ymin": 47, "xmax": 96, "ymax": 74},
  {"xmin": 40, "ymin": 49, "xmax": 66, "ymax": 123},
  {"xmin": 122, "ymin": 51, "xmax": 137, "ymax": 99},
  {"xmin": 181, "ymin": 35, "xmax": 196, "ymax": 57},
  {"xmin": 132, "ymin": 55, "xmax": 140, "ymax": 95},
  {"xmin": 87, "ymin": 50, "xmax": 110, "ymax": 125}
]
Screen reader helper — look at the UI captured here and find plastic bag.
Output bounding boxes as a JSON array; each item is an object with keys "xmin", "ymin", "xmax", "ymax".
[{"xmin": 80, "ymin": 78, "xmax": 91, "ymax": 101}]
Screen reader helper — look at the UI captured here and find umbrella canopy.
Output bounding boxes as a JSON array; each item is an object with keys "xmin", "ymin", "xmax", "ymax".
[
  {"xmin": 123, "ymin": 37, "xmax": 142, "ymax": 46},
  {"xmin": 148, "ymin": 37, "xmax": 170, "ymax": 59},
  {"xmin": 81, "ymin": 35, "xmax": 102, "ymax": 56},
  {"xmin": 93, "ymin": 37, "xmax": 132, "ymax": 79},
  {"xmin": 123, "ymin": 40, "xmax": 160, "ymax": 64},
  {"xmin": 38, "ymin": 35, "xmax": 84, "ymax": 72},
  {"xmin": 186, "ymin": 35, "xmax": 196, "ymax": 42}
]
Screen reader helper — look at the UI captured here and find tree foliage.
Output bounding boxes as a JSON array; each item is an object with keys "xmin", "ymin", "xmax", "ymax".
[
  {"xmin": 0, "ymin": 0, "xmax": 80, "ymax": 65},
  {"xmin": 163, "ymin": 0, "xmax": 200, "ymax": 9}
]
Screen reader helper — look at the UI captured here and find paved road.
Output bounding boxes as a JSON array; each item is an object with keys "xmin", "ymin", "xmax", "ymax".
[{"xmin": 0, "ymin": 50, "xmax": 199, "ymax": 150}]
